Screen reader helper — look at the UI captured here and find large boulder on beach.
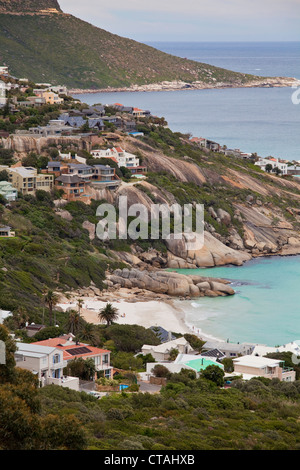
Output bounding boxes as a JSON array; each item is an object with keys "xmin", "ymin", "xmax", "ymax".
[{"xmin": 106, "ymin": 268, "xmax": 235, "ymax": 298}]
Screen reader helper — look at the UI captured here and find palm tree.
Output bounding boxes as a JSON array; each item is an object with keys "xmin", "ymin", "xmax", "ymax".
[
  {"xmin": 65, "ymin": 309, "xmax": 81, "ymax": 335},
  {"xmin": 98, "ymin": 303, "xmax": 119, "ymax": 326},
  {"xmin": 77, "ymin": 298, "xmax": 84, "ymax": 316},
  {"xmin": 78, "ymin": 322, "xmax": 98, "ymax": 345},
  {"xmin": 44, "ymin": 290, "xmax": 59, "ymax": 326}
]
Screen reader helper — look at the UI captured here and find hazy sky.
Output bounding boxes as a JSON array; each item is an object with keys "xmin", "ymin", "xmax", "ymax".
[{"xmin": 59, "ymin": 0, "xmax": 300, "ymax": 42}]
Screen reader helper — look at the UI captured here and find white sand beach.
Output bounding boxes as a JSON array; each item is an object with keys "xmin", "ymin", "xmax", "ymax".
[{"xmin": 58, "ymin": 297, "xmax": 190, "ymax": 334}]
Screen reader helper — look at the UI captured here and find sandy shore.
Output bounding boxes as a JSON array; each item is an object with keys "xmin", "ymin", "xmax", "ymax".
[{"xmin": 58, "ymin": 296, "xmax": 190, "ymax": 334}]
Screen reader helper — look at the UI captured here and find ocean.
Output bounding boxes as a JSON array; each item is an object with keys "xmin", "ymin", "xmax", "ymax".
[
  {"xmin": 175, "ymin": 256, "xmax": 300, "ymax": 347},
  {"xmin": 72, "ymin": 42, "xmax": 300, "ymax": 346},
  {"xmin": 73, "ymin": 41, "xmax": 300, "ymax": 161}
]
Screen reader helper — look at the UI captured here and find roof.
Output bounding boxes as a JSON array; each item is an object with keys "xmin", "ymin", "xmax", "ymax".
[
  {"xmin": 233, "ymin": 355, "xmax": 284, "ymax": 368},
  {"xmin": 142, "ymin": 337, "xmax": 189, "ymax": 354},
  {"xmin": 32, "ymin": 336, "xmax": 110, "ymax": 361},
  {"xmin": 16, "ymin": 342, "xmax": 58, "ymax": 356},
  {"xmin": 200, "ymin": 348, "xmax": 226, "ymax": 359},
  {"xmin": 56, "ymin": 174, "xmax": 83, "ymax": 184},
  {"xmin": 183, "ymin": 357, "xmax": 224, "ymax": 372},
  {"xmin": 203, "ymin": 341, "xmax": 255, "ymax": 353}
]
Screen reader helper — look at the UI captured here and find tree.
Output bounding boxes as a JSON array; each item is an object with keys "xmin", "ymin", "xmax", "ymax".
[
  {"xmin": 65, "ymin": 309, "xmax": 81, "ymax": 335},
  {"xmin": 152, "ymin": 364, "xmax": 170, "ymax": 378},
  {"xmin": 168, "ymin": 348, "xmax": 179, "ymax": 361},
  {"xmin": 98, "ymin": 303, "xmax": 119, "ymax": 326},
  {"xmin": 184, "ymin": 334, "xmax": 205, "ymax": 353},
  {"xmin": 77, "ymin": 298, "xmax": 84, "ymax": 316},
  {"xmin": 44, "ymin": 290, "xmax": 59, "ymax": 326},
  {"xmin": 265, "ymin": 163, "xmax": 273, "ymax": 173},
  {"xmin": 201, "ymin": 365, "xmax": 225, "ymax": 387},
  {"xmin": 78, "ymin": 322, "xmax": 98, "ymax": 345}
]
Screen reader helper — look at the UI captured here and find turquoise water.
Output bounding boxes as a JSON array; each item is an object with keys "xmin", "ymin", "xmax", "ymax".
[{"xmin": 175, "ymin": 256, "xmax": 300, "ymax": 346}]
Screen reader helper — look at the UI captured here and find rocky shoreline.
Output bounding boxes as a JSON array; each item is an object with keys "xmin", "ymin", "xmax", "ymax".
[{"xmin": 69, "ymin": 77, "xmax": 300, "ymax": 94}]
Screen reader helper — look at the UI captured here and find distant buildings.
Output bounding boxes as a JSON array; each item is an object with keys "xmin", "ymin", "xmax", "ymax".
[
  {"xmin": 91, "ymin": 147, "xmax": 147, "ymax": 175},
  {"xmin": 0, "ymin": 226, "xmax": 15, "ymax": 237},
  {"xmin": 255, "ymin": 157, "xmax": 288, "ymax": 175},
  {"xmin": 5, "ymin": 166, "xmax": 54, "ymax": 195},
  {"xmin": 33, "ymin": 89, "xmax": 64, "ymax": 105},
  {"xmin": 0, "ymin": 181, "xmax": 18, "ymax": 201}
]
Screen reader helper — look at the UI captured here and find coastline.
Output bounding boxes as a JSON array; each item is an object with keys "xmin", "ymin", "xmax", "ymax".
[
  {"xmin": 69, "ymin": 77, "xmax": 300, "ymax": 95},
  {"xmin": 57, "ymin": 289, "xmax": 221, "ymax": 342}
]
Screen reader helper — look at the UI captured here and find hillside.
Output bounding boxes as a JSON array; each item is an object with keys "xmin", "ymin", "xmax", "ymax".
[{"xmin": 0, "ymin": 1, "xmax": 293, "ymax": 90}]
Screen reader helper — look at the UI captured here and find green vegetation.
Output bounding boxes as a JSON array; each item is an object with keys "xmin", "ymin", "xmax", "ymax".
[{"xmin": 0, "ymin": 7, "xmax": 259, "ymax": 89}]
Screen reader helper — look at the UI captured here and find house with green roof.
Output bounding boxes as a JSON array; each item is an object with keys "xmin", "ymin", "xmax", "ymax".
[{"xmin": 0, "ymin": 181, "xmax": 18, "ymax": 201}]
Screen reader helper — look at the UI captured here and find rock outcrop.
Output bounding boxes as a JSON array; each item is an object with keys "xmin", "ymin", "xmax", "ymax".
[
  {"xmin": 106, "ymin": 268, "xmax": 235, "ymax": 298},
  {"xmin": 166, "ymin": 231, "xmax": 251, "ymax": 268}
]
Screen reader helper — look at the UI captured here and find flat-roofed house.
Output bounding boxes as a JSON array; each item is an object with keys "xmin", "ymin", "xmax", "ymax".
[
  {"xmin": 233, "ymin": 355, "xmax": 296, "ymax": 382},
  {"xmin": 8, "ymin": 166, "xmax": 54, "ymax": 195},
  {"xmin": 0, "ymin": 181, "xmax": 18, "ymax": 201}
]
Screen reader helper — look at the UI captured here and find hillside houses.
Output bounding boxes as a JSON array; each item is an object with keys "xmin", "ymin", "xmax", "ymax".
[{"xmin": 91, "ymin": 147, "xmax": 147, "ymax": 176}]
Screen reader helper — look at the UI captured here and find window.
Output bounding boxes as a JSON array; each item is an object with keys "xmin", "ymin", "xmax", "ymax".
[{"xmin": 53, "ymin": 354, "xmax": 60, "ymax": 364}]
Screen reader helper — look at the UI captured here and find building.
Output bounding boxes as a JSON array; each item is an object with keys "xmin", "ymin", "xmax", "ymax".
[
  {"xmin": 287, "ymin": 165, "xmax": 300, "ymax": 176},
  {"xmin": 7, "ymin": 166, "xmax": 54, "ymax": 195},
  {"xmin": 24, "ymin": 323, "xmax": 46, "ymax": 338},
  {"xmin": 33, "ymin": 89, "xmax": 64, "ymax": 105},
  {"xmin": 0, "ymin": 225, "xmax": 15, "ymax": 237},
  {"xmin": 55, "ymin": 174, "xmax": 90, "ymax": 202},
  {"xmin": 202, "ymin": 341, "xmax": 255, "ymax": 358},
  {"xmin": 15, "ymin": 342, "xmax": 79, "ymax": 390},
  {"xmin": 33, "ymin": 335, "xmax": 113, "ymax": 378},
  {"xmin": 0, "ymin": 181, "xmax": 18, "ymax": 201},
  {"xmin": 141, "ymin": 337, "xmax": 193, "ymax": 362},
  {"xmin": 28, "ymin": 120, "xmax": 74, "ymax": 137},
  {"xmin": 255, "ymin": 157, "xmax": 288, "ymax": 175},
  {"xmin": 232, "ymin": 355, "xmax": 296, "ymax": 382},
  {"xmin": 0, "ymin": 80, "xmax": 7, "ymax": 107},
  {"xmin": 91, "ymin": 147, "xmax": 147, "ymax": 175},
  {"xmin": 0, "ymin": 309, "xmax": 12, "ymax": 324}
]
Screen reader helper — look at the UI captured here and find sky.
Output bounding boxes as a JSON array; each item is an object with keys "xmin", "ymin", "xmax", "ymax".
[{"xmin": 59, "ymin": 0, "xmax": 300, "ymax": 42}]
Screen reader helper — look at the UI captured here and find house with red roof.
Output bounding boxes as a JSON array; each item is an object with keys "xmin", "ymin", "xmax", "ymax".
[{"xmin": 33, "ymin": 334, "xmax": 113, "ymax": 379}]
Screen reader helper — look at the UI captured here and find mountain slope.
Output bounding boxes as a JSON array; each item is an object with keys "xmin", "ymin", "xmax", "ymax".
[{"xmin": 0, "ymin": 1, "xmax": 274, "ymax": 89}]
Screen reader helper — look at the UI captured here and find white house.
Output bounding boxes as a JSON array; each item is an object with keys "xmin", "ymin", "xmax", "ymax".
[
  {"xmin": 91, "ymin": 147, "xmax": 140, "ymax": 169},
  {"xmin": 0, "ymin": 309, "xmax": 13, "ymax": 324},
  {"xmin": 255, "ymin": 158, "xmax": 287, "ymax": 175},
  {"xmin": 141, "ymin": 337, "xmax": 193, "ymax": 362},
  {"xmin": 15, "ymin": 342, "xmax": 80, "ymax": 390}
]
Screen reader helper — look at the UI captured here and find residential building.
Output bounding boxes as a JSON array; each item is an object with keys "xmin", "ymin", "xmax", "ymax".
[
  {"xmin": 0, "ymin": 309, "xmax": 12, "ymax": 324},
  {"xmin": 287, "ymin": 165, "xmax": 300, "ymax": 176},
  {"xmin": 33, "ymin": 335, "xmax": 113, "ymax": 378},
  {"xmin": 24, "ymin": 323, "xmax": 46, "ymax": 338},
  {"xmin": 55, "ymin": 174, "xmax": 90, "ymax": 201},
  {"xmin": 91, "ymin": 147, "xmax": 147, "ymax": 175},
  {"xmin": 141, "ymin": 337, "xmax": 193, "ymax": 362},
  {"xmin": 202, "ymin": 341, "xmax": 255, "ymax": 358},
  {"xmin": 145, "ymin": 354, "xmax": 224, "ymax": 379},
  {"xmin": 15, "ymin": 342, "xmax": 79, "ymax": 390},
  {"xmin": 28, "ymin": 120, "xmax": 74, "ymax": 137},
  {"xmin": 0, "ymin": 181, "xmax": 18, "ymax": 201},
  {"xmin": 0, "ymin": 225, "xmax": 15, "ymax": 237},
  {"xmin": 0, "ymin": 80, "xmax": 7, "ymax": 107},
  {"xmin": 232, "ymin": 355, "xmax": 296, "ymax": 382},
  {"xmin": 7, "ymin": 166, "xmax": 54, "ymax": 195},
  {"xmin": 255, "ymin": 157, "xmax": 288, "ymax": 175},
  {"xmin": 33, "ymin": 89, "xmax": 64, "ymax": 105}
]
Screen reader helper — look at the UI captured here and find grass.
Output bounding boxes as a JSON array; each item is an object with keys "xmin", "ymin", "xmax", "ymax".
[{"xmin": 0, "ymin": 12, "xmax": 261, "ymax": 89}]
